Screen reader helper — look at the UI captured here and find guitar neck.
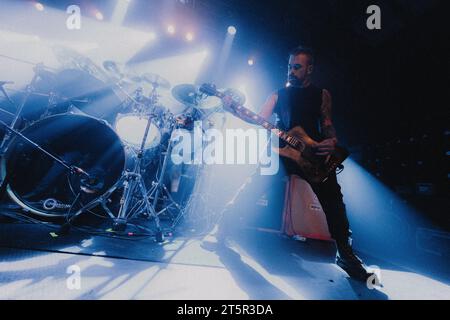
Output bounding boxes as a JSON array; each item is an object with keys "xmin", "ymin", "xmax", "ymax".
[
  {"xmin": 201, "ymin": 84, "xmax": 305, "ymax": 150},
  {"xmin": 231, "ymin": 101, "xmax": 304, "ymax": 150}
]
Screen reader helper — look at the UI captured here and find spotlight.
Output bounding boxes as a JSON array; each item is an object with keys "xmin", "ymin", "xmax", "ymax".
[
  {"xmin": 95, "ymin": 11, "xmax": 104, "ymax": 21},
  {"xmin": 167, "ymin": 25, "xmax": 176, "ymax": 34},
  {"xmin": 185, "ymin": 32, "xmax": 194, "ymax": 41},
  {"xmin": 34, "ymin": 2, "xmax": 44, "ymax": 11},
  {"xmin": 227, "ymin": 26, "xmax": 237, "ymax": 35},
  {"xmin": 112, "ymin": 0, "xmax": 131, "ymax": 25},
  {"xmin": 248, "ymin": 58, "xmax": 254, "ymax": 66},
  {"xmin": 149, "ymin": 32, "xmax": 157, "ymax": 40}
]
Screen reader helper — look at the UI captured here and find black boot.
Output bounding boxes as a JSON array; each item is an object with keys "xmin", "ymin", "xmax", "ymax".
[{"xmin": 336, "ymin": 239, "xmax": 374, "ymax": 282}]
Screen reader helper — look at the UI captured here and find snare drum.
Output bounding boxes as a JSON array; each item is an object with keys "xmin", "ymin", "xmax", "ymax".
[{"xmin": 114, "ymin": 113, "xmax": 162, "ymax": 150}]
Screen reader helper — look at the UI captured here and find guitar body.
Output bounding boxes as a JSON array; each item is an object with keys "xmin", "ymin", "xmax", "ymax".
[{"xmin": 273, "ymin": 126, "xmax": 349, "ymax": 184}]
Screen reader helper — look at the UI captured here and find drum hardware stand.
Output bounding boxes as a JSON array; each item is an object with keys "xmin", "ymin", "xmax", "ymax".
[
  {"xmin": 0, "ymin": 119, "xmax": 92, "ymax": 200},
  {"xmin": 0, "ymin": 66, "xmax": 42, "ymax": 196},
  {"xmin": 128, "ymin": 86, "xmax": 185, "ymax": 231},
  {"xmin": 145, "ymin": 128, "xmax": 186, "ymax": 224},
  {"xmin": 39, "ymin": 91, "xmax": 61, "ymax": 120},
  {"xmin": 113, "ymin": 109, "xmax": 162, "ymax": 236},
  {"xmin": 59, "ymin": 88, "xmax": 165, "ymax": 241},
  {"xmin": 0, "ymin": 120, "xmax": 90, "ymax": 176},
  {"xmin": 170, "ymin": 163, "xmax": 203, "ymax": 230},
  {"xmin": 0, "ymin": 81, "xmax": 15, "ymax": 106},
  {"xmin": 0, "ymin": 63, "xmax": 50, "ymax": 156},
  {"xmin": 58, "ymin": 112, "xmax": 164, "ymax": 242},
  {"xmin": 112, "ymin": 81, "xmax": 147, "ymax": 111},
  {"xmin": 0, "ymin": 67, "xmax": 85, "ymax": 199},
  {"xmin": 172, "ymin": 161, "xmax": 218, "ymax": 233}
]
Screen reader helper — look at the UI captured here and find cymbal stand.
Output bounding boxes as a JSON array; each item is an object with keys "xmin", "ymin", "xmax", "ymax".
[
  {"xmin": 0, "ymin": 119, "xmax": 92, "ymax": 196},
  {"xmin": 0, "ymin": 64, "xmax": 44, "ymax": 155},
  {"xmin": 146, "ymin": 126, "xmax": 186, "ymax": 221},
  {"xmin": 59, "ymin": 88, "xmax": 164, "ymax": 242},
  {"xmin": 0, "ymin": 81, "xmax": 15, "ymax": 106}
]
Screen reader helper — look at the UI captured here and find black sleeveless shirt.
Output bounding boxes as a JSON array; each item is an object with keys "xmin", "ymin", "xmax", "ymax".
[
  {"xmin": 273, "ymin": 84, "xmax": 323, "ymax": 140},
  {"xmin": 273, "ymin": 84, "xmax": 323, "ymax": 175}
]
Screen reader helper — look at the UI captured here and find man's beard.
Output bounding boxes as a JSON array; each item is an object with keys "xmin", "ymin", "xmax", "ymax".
[{"xmin": 288, "ymin": 75, "xmax": 303, "ymax": 87}]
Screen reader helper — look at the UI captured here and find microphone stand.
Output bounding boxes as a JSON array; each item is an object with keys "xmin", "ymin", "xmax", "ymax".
[
  {"xmin": 0, "ymin": 81, "xmax": 15, "ymax": 106},
  {"xmin": 0, "ymin": 63, "xmax": 50, "ymax": 155},
  {"xmin": 0, "ymin": 120, "xmax": 91, "ymax": 181}
]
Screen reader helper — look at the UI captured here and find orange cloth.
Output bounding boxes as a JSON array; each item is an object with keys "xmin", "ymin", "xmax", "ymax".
[{"xmin": 282, "ymin": 175, "xmax": 332, "ymax": 240}]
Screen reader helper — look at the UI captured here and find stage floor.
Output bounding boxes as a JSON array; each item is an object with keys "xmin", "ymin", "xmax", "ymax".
[{"xmin": 0, "ymin": 214, "xmax": 449, "ymax": 300}]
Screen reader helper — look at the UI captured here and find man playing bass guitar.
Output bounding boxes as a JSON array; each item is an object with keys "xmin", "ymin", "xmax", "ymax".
[
  {"xmin": 259, "ymin": 46, "xmax": 372, "ymax": 281},
  {"xmin": 217, "ymin": 46, "xmax": 373, "ymax": 282}
]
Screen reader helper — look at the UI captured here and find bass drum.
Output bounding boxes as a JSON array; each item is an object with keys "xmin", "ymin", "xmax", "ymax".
[{"xmin": 1, "ymin": 114, "xmax": 126, "ymax": 218}]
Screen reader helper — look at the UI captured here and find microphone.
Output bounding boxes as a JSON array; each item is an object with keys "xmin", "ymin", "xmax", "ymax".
[{"xmin": 70, "ymin": 165, "xmax": 91, "ymax": 179}]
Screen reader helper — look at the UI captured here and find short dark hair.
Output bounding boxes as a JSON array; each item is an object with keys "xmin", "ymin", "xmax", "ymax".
[{"xmin": 289, "ymin": 46, "xmax": 315, "ymax": 65}]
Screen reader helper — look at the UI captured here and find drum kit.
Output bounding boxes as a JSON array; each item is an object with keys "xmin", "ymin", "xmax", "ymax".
[{"xmin": 0, "ymin": 49, "xmax": 239, "ymax": 241}]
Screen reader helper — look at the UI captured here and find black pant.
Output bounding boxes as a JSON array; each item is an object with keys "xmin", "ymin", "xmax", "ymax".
[{"xmin": 308, "ymin": 173, "xmax": 350, "ymax": 243}]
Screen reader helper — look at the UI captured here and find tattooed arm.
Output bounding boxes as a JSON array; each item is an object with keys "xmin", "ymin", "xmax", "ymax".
[{"xmin": 315, "ymin": 89, "xmax": 338, "ymax": 156}]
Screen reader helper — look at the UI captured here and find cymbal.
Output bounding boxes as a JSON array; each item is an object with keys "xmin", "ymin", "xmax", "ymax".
[
  {"xmin": 103, "ymin": 60, "xmax": 143, "ymax": 84},
  {"xmin": 141, "ymin": 73, "xmax": 171, "ymax": 90},
  {"xmin": 171, "ymin": 84, "xmax": 197, "ymax": 107},
  {"xmin": 52, "ymin": 45, "xmax": 108, "ymax": 82},
  {"xmin": 103, "ymin": 60, "xmax": 121, "ymax": 77},
  {"xmin": 52, "ymin": 69, "xmax": 122, "ymax": 123},
  {"xmin": 171, "ymin": 84, "xmax": 222, "ymax": 110}
]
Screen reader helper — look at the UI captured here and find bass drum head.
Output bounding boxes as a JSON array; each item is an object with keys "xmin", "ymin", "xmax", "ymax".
[
  {"xmin": 2, "ymin": 114, "xmax": 125, "ymax": 217},
  {"xmin": 115, "ymin": 113, "xmax": 161, "ymax": 149}
]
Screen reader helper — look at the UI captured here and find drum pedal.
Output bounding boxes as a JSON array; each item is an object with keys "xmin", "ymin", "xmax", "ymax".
[
  {"xmin": 58, "ymin": 223, "xmax": 71, "ymax": 236},
  {"xmin": 155, "ymin": 230, "xmax": 164, "ymax": 243},
  {"xmin": 112, "ymin": 218, "xmax": 127, "ymax": 232}
]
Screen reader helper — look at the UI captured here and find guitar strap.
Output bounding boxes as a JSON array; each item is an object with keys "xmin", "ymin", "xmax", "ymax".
[
  {"xmin": 274, "ymin": 85, "xmax": 324, "ymax": 142},
  {"xmin": 274, "ymin": 88, "xmax": 291, "ymax": 131}
]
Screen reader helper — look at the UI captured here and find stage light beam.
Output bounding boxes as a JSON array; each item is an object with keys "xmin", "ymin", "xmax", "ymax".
[
  {"xmin": 215, "ymin": 26, "xmax": 237, "ymax": 83},
  {"xmin": 112, "ymin": 0, "xmax": 131, "ymax": 25}
]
